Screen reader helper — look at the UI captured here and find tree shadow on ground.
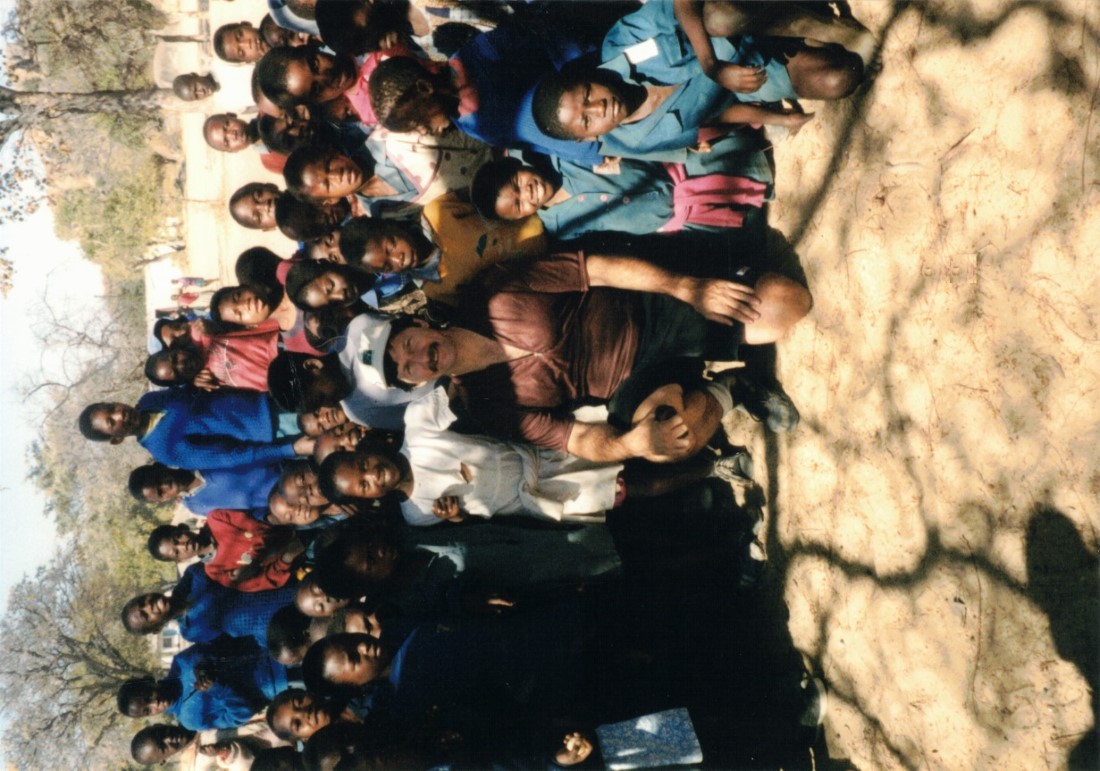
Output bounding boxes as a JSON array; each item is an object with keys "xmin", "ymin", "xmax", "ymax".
[{"xmin": 1026, "ymin": 505, "xmax": 1099, "ymax": 770}]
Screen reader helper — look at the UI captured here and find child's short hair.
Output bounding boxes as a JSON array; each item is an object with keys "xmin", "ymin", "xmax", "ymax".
[
  {"xmin": 143, "ymin": 351, "xmax": 174, "ymax": 388},
  {"xmin": 283, "ymin": 145, "xmax": 375, "ymax": 200},
  {"xmin": 256, "ymin": 45, "xmax": 320, "ymax": 108},
  {"xmin": 234, "ymin": 247, "xmax": 286, "ymax": 306},
  {"xmin": 145, "ymin": 524, "xmax": 184, "ymax": 561},
  {"xmin": 531, "ymin": 71, "xmax": 578, "ymax": 140},
  {"xmin": 266, "ymin": 605, "xmax": 314, "ymax": 660},
  {"xmin": 212, "ymin": 23, "xmax": 238, "ymax": 62},
  {"xmin": 128, "ymin": 463, "xmax": 170, "ymax": 502},
  {"xmin": 369, "ymin": 56, "xmax": 442, "ymax": 132},
  {"xmin": 276, "ymin": 195, "xmax": 347, "ymax": 241},
  {"xmin": 77, "ymin": 403, "xmax": 112, "ymax": 441},
  {"xmin": 117, "ymin": 677, "xmax": 156, "ymax": 715},
  {"xmin": 469, "ymin": 157, "xmax": 525, "ymax": 221}
]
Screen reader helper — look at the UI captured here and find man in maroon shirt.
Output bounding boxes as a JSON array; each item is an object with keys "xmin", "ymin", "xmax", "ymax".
[{"xmin": 382, "ymin": 245, "xmax": 811, "ymax": 464}]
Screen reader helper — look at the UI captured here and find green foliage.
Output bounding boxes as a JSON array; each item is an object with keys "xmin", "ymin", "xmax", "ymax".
[{"xmin": 13, "ymin": 0, "xmax": 166, "ymax": 91}]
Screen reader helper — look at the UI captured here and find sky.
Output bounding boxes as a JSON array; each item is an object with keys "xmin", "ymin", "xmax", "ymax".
[{"xmin": 0, "ymin": 202, "xmax": 105, "ymax": 613}]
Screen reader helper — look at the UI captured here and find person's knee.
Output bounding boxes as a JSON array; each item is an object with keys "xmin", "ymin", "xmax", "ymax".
[
  {"xmin": 791, "ymin": 47, "xmax": 864, "ymax": 99},
  {"xmin": 703, "ymin": 1, "xmax": 747, "ymax": 37},
  {"xmin": 745, "ymin": 273, "xmax": 812, "ymax": 344}
]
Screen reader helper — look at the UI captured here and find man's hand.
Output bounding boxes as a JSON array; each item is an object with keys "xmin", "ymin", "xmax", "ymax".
[
  {"xmin": 627, "ymin": 407, "xmax": 694, "ymax": 462},
  {"xmin": 677, "ymin": 276, "xmax": 761, "ymax": 325},
  {"xmin": 710, "ymin": 62, "xmax": 768, "ymax": 93},
  {"xmin": 432, "ymin": 495, "xmax": 467, "ymax": 522},
  {"xmin": 292, "ymin": 435, "xmax": 317, "ymax": 456}
]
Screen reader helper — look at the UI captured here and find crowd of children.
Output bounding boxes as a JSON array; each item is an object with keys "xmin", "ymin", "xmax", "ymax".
[{"xmin": 80, "ymin": 2, "xmax": 877, "ymax": 768}]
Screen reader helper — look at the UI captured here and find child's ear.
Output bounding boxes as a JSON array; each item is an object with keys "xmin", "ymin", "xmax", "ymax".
[
  {"xmin": 414, "ymin": 78, "xmax": 434, "ymax": 96},
  {"xmin": 110, "ymin": 436, "xmax": 125, "ymax": 445}
]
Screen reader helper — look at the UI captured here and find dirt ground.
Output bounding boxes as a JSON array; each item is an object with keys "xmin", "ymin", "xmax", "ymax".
[
  {"xmin": 722, "ymin": 1, "xmax": 1100, "ymax": 768},
  {"xmin": 169, "ymin": 1, "xmax": 1100, "ymax": 768}
]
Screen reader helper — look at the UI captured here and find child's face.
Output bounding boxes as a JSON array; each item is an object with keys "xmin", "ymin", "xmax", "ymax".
[
  {"xmin": 314, "ymin": 422, "xmax": 368, "ymax": 463},
  {"xmin": 299, "ymin": 405, "xmax": 349, "ymax": 436},
  {"xmin": 358, "ymin": 226, "xmax": 429, "ymax": 274},
  {"xmin": 262, "ymin": 15, "xmax": 313, "ymax": 48},
  {"xmin": 220, "ymin": 22, "xmax": 269, "ymax": 64},
  {"xmin": 283, "ymin": 50, "xmax": 357, "ymax": 104},
  {"xmin": 217, "ymin": 287, "xmax": 271, "ymax": 326},
  {"xmin": 301, "ymin": 269, "xmax": 355, "ymax": 309},
  {"xmin": 556, "ymin": 79, "xmax": 630, "ymax": 140},
  {"xmin": 152, "ymin": 348, "xmax": 203, "ymax": 383},
  {"xmin": 308, "ymin": 230, "xmax": 345, "ymax": 263},
  {"xmin": 494, "ymin": 166, "xmax": 556, "ymax": 220},
  {"xmin": 296, "ymin": 581, "xmax": 350, "ymax": 617},
  {"xmin": 330, "ymin": 453, "xmax": 401, "ymax": 499},
  {"xmin": 155, "ymin": 528, "xmax": 206, "ymax": 563},
  {"xmin": 271, "ymin": 692, "xmax": 332, "ymax": 740},
  {"xmin": 140, "ymin": 470, "xmax": 186, "ymax": 504},
  {"xmin": 205, "ymin": 114, "xmax": 254, "ymax": 152},
  {"xmin": 299, "ymin": 153, "xmax": 364, "ymax": 201},
  {"xmin": 90, "ymin": 402, "xmax": 142, "ymax": 441},
  {"xmin": 232, "ymin": 185, "xmax": 279, "ymax": 230},
  {"xmin": 268, "ymin": 490, "xmax": 323, "ymax": 527},
  {"xmin": 282, "ymin": 465, "xmax": 329, "ymax": 507},
  {"xmin": 392, "ymin": 88, "xmax": 454, "ymax": 137},
  {"xmin": 323, "ymin": 635, "xmax": 389, "ymax": 687},
  {"xmin": 126, "ymin": 593, "xmax": 172, "ymax": 632}
]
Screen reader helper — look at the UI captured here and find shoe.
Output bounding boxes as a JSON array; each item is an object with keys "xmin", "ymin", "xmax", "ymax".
[
  {"xmin": 728, "ymin": 372, "xmax": 800, "ymax": 433},
  {"xmin": 799, "ymin": 674, "xmax": 828, "ymax": 729},
  {"xmin": 711, "ymin": 449, "xmax": 754, "ymax": 484}
]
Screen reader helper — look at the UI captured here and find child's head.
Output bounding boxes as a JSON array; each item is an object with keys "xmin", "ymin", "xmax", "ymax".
[
  {"xmin": 285, "ymin": 261, "xmax": 372, "ymax": 311},
  {"xmin": 144, "ymin": 347, "xmax": 204, "ymax": 387},
  {"xmin": 266, "ymin": 350, "xmax": 354, "ymax": 414},
  {"xmin": 153, "ymin": 316, "xmax": 193, "ymax": 349},
  {"xmin": 230, "ymin": 182, "xmax": 281, "ymax": 230},
  {"xmin": 203, "ymin": 113, "xmax": 258, "ymax": 152},
  {"xmin": 117, "ymin": 677, "xmax": 170, "ymax": 718},
  {"xmin": 470, "ymin": 158, "xmax": 558, "ymax": 221},
  {"xmin": 267, "ymin": 487, "xmax": 324, "ymax": 527},
  {"xmin": 78, "ymin": 402, "xmax": 140, "ymax": 443},
  {"xmin": 297, "ymin": 404, "xmax": 349, "ymax": 437},
  {"xmin": 295, "ymin": 574, "xmax": 352, "ymax": 617},
  {"xmin": 318, "ymin": 447, "xmax": 403, "ymax": 502},
  {"xmin": 261, "ymin": 14, "xmax": 314, "ymax": 49},
  {"xmin": 257, "ymin": 110, "xmax": 321, "ymax": 156},
  {"xmin": 210, "ymin": 284, "xmax": 274, "ymax": 327},
  {"xmin": 266, "ymin": 688, "xmax": 335, "ymax": 741},
  {"xmin": 146, "ymin": 523, "xmax": 210, "ymax": 563},
  {"xmin": 284, "ymin": 145, "xmax": 374, "ymax": 202},
  {"xmin": 310, "ymin": 517, "xmax": 402, "ymax": 599},
  {"xmin": 257, "ymin": 45, "xmax": 358, "ymax": 108},
  {"xmin": 315, "ymin": 0, "xmax": 411, "ymax": 56},
  {"xmin": 313, "ymin": 421, "xmax": 369, "ymax": 463},
  {"xmin": 276, "ymin": 194, "xmax": 350, "ymax": 241},
  {"xmin": 172, "ymin": 72, "xmax": 219, "ymax": 101},
  {"xmin": 267, "ymin": 605, "xmax": 315, "ymax": 665},
  {"xmin": 130, "ymin": 724, "xmax": 197, "ymax": 765},
  {"xmin": 214, "ymin": 21, "xmax": 269, "ymax": 64},
  {"xmin": 120, "ymin": 592, "xmax": 173, "ymax": 634},
  {"xmin": 279, "ymin": 458, "xmax": 328, "ymax": 507},
  {"xmin": 234, "ymin": 246, "xmax": 286, "ymax": 307},
  {"xmin": 369, "ymin": 56, "xmax": 456, "ymax": 135},
  {"xmin": 302, "ymin": 632, "xmax": 391, "ymax": 694},
  {"xmin": 532, "ymin": 67, "xmax": 641, "ymax": 141},
  {"xmin": 128, "ymin": 463, "xmax": 193, "ymax": 505},
  {"xmin": 338, "ymin": 217, "xmax": 434, "ymax": 275}
]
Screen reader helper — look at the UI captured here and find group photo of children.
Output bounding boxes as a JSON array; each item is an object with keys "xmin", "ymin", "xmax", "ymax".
[{"xmin": 6, "ymin": 0, "xmax": 1098, "ymax": 769}]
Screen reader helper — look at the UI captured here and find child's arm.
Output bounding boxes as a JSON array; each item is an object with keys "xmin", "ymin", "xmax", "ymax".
[
  {"xmin": 714, "ymin": 103, "xmax": 815, "ymax": 134},
  {"xmin": 673, "ymin": 0, "xmax": 767, "ymax": 94}
]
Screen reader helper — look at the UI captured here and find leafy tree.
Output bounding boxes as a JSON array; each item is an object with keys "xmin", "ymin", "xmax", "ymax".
[{"xmin": 0, "ymin": 547, "xmax": 170, "ymax": 769}]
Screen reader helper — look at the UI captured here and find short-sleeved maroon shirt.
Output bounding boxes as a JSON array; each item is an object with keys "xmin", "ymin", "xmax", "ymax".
[{"xmin": 451, "ymin": 251, "xmax": 643, "ymax": 450}]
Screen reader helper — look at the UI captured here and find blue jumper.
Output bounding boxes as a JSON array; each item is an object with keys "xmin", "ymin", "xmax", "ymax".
[
  {"xmin": 174, "ymin": 563, "xmax": 297, "ymax": 648},
  {"xmin": 183, "ymin": 462, "xmax": 284, "ymax": 517},
  {"xmin": 136, "ymin": 388, "xmax": 298, "ymax": 470}
]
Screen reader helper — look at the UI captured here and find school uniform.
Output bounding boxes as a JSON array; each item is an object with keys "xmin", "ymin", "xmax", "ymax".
[{"xmin": 174, "ymin": 563, "xmax": 298, "ymax": 648}]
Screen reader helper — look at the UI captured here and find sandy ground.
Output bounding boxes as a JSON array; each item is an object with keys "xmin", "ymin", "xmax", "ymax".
[
  {"xmin": 721, "ymin": 1, "xmax": 1100, "ymax": 768},
  {"xmin": 165, "ymin": 1, "xmax": 1100, "ymax": 768}
]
